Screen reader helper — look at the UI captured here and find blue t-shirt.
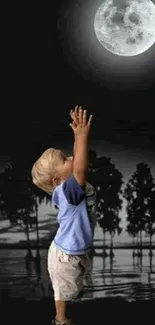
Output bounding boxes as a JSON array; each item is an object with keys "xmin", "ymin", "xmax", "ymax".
[{"xmin": 52, "ymin": 175, "xmax": 96, "ymax": 255}]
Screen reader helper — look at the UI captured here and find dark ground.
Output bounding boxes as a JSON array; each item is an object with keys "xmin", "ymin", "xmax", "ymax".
[{"xmin": 1, "ymin": 297, "xmax": 155, "ymax": 325}]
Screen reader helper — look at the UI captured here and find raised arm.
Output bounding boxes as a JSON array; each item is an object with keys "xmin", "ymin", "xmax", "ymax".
[
  {"xmin": 70, "ymin": 106, "xmax": 79, "ymax": 158},
  {"xmin": 69, "ymin": 107, "xmax": 93, "ymax": 187}
]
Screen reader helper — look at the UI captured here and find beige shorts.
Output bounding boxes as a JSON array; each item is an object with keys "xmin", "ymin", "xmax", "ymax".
[{"xmin": 47, "ymin": 241, "xmax": 91, "ymax": 301}]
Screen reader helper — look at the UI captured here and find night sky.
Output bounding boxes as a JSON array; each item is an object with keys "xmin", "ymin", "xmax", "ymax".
[
  {"xmin": 1, "ymin": 0, "xmax": 155, "ymax": 168},
  {"xmin": 0, "ymin": 0, "xmax": 155, "ymax": 232}
]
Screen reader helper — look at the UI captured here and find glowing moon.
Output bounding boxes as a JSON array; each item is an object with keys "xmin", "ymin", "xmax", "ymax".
[{"xmin": 94, "ymin": 0, "xmax": 155, "ymax": 56}]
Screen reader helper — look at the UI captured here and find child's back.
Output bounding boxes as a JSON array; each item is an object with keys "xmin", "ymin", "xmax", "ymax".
[{"xmin": 52, "ymin": 176, "xmax": 96, "ymax": 255}]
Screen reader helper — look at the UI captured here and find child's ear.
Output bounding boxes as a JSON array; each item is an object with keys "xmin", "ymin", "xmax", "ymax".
[{"xmin": 53, "ymin": 177, "xmax": 61, "ymax": 186}]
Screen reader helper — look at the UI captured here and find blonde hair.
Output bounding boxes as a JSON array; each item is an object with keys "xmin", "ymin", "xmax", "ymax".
[{"xmin": 31, "ymin": 148, "xmax": 60, "ymax": 193}]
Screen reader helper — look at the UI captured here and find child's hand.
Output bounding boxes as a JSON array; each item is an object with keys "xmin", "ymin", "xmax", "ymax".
[
  {"xmin": 70, "ymin": 105, "xmax": 80, "ymax": 127},
  {"xmin": 69, "ymin": 106, "xmax": 93, "ymax": 136}
]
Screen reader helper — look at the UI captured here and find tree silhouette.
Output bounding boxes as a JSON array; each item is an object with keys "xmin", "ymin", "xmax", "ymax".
[
  {"xmin": 88, "ymin": 150, "xmax": 123, "ymax": 256},
  {"xmin": 126, "ymin": 212, "xmax": 138, "ymax": 256},
  {"xmin": 145, "ymin": 179, "xmax": 155, "ymax": 256},
  {"xmin": 0, "ymin": 147, "xmax": 51, "ymax": 251},
  {"xmin": 124, "ymin": 162, "xmax": 154, "ymax": 256}
]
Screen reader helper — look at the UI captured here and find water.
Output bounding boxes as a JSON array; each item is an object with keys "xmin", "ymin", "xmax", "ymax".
[{"xmin": 0, "ymin": 248, "xmax": 154, "ymax": 301}]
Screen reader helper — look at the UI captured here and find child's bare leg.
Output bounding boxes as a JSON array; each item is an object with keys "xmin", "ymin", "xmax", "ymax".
[{"xmin": 55, "ymin": 300, "xmax": 68, "ymax": 323}]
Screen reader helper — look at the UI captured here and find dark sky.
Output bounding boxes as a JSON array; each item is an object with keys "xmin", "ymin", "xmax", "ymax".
[
  {"xmin": 1, "ymin": 0, "xmax": 155, "ymax": 153},
  {"xmin": 1, "ymin": 0, "xmax": 155, "ymax": 228}
]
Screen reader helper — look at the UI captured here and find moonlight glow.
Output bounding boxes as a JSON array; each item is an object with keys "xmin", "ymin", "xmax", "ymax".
[{"xmin": 94, "ymin": 0, "xmax": 155, "ymax": 56}]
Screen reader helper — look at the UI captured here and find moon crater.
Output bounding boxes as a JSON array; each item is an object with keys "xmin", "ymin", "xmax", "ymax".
[{"xmin": 94, "ymin": 0, "xmax": 155, "ymax": 56}]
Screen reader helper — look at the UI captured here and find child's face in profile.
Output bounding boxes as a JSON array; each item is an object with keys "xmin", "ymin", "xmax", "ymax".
[{"xmin": 54, "ymin": 150, "xmax": 73, "ymax": 181}]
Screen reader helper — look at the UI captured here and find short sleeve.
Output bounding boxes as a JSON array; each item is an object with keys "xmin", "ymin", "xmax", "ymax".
[
  {"xmin": 52, "ymin": 189, "xmax": 59, "ymax": 209},
  {"xmin": 62, "ymin": 175, "xmax": 85, "ymax": 205}
]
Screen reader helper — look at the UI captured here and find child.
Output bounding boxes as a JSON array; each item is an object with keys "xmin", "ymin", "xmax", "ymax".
[{"xmin": 31, "ymin": 106, "xmax": 96, "ymax": 325}]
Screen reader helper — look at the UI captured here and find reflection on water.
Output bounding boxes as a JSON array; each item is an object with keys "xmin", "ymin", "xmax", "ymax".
[{"xmin": 0, "ymin": 249, "xmax": 154, "ymax": 301}]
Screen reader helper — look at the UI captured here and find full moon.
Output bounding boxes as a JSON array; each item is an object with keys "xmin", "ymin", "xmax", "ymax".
[{"xmin": 94, "ymin": 0, "xmax": 155, "ymax": 56}]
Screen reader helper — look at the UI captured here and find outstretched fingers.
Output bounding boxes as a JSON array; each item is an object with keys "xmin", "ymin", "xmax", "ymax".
[
  {"xmin": 78, "ymin": 107, "xmax": 83, "ymax": 125},
  {"xmin": 78, "ymin": 108, "xmax": 93, "ymax": 126},
  {"xmin": 70, "ymin": 105, "xmax": 93, "ymax": 128},
  {"xmin": 70, "ymin": 106, "xmax": 80, "ymax": 125},
  {"xmin": 87, "ymin": 114, "xmax": 93, "ymax": 126},
  {"xmin": 82, "ymin": 110, "xmax": 87, "ymax": 126}
]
